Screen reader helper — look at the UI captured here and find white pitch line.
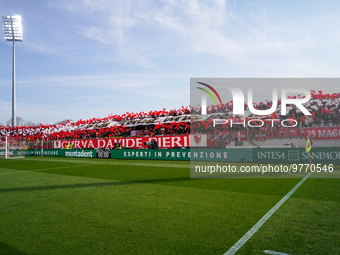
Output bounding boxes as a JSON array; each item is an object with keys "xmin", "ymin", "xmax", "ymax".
[
  {"xmin": 0, "ymin": 170, "xmax": 29, "ymax": 175},
  {"xmin": 224, "ymin": 173, "xmax": 311, "ymax": 255},
  {"xmin": 264, "ymin": 250, "xmax": 291, "ymax": 255},
  {"xmin": 0, "ymin": 166, "xmax": 79, "ymax": 175}
]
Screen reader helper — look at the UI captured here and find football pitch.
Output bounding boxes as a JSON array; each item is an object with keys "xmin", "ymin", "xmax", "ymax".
[{"xmin": 0, "ymin": 157, "xmax": 339, "ymax": 255}]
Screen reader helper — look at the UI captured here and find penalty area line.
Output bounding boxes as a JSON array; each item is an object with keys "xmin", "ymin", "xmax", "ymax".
[
  {"xmin": 0, "ymin": 166, "xmax": 79, "ymax": 175},
  {"xmin": 0, "ymin": 170, "xmax": 29, "ymax": 175},
  {"xmin": 264, "ymin": 250, "xmax": 291, "ymax": 255},
  {"xmin": 224, "ymin": 173, "xmax": 311, "ymax": 255}
]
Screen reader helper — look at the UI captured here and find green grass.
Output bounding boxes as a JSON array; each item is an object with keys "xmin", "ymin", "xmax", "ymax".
[{"xmin": 0, "ymin": 157, "xmax": 339, "ymax": 255}]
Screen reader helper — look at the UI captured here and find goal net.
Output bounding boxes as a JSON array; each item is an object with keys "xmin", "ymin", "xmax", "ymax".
[{"xmin": 0, "ymin": 137, "xmax": 25, "ymax": 159}]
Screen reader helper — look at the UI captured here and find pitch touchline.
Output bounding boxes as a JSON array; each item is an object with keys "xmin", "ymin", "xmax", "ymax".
[{"xmin": 224, "ymin": 173, "xmax": 311, "ymax": 255}]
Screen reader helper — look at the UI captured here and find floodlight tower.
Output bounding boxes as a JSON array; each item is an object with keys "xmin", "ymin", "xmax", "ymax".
[{"xmin": 2, "ymin": 15, "xmax": 23, "ymax": 127}]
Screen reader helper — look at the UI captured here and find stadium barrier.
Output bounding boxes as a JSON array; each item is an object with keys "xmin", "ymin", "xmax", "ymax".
[
  {"xmin": 24, "ymin": 147, "xmax": 340, "ymax": 164},
  {"xmin": 110, "ymin": 149, "xmax": 253, "ymax": 162},
  {"xmin": 253, "ymin": 147, "xmax": 340, "ymax": 164},
  {"xmin": 24, "ymin": 148, "xmax": 253, "ymax": 161},
  {"xmin": 25, "ymin": 149, "xmax": 95, "ymax": 158}
]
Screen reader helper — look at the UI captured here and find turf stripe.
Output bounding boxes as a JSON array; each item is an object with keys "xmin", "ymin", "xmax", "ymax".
[
  {"xmin": 224, "ymin": 173, "xmax": 311, "ymax": 255},
  {"xmin": 0, "ymin": 240, "xmax": 26, "ymax": 255},
  {"xmin": 23, "ymin": 157, "xmax": 188, "ymax": 168}
]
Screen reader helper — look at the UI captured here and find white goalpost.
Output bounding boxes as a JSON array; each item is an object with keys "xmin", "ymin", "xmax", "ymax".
[{"xmin": 0, "ymin": 136, "xmax": 25, "ymax": 159}]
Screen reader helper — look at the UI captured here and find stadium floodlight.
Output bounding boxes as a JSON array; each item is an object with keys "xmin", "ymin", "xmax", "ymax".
[{"xmin": 2, "ymin": 15, "xmax": 23, "ymax": 127}]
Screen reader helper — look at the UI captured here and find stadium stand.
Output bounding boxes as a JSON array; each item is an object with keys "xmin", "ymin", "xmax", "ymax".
[{"xmin": 0, "ymin": 91, "xmax": 339, "ymax": 144}]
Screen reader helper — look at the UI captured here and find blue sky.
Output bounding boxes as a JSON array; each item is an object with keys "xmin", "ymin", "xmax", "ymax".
[{"xmin": 1, "ymin": 0, "xmax": 340, "ymax": 125}]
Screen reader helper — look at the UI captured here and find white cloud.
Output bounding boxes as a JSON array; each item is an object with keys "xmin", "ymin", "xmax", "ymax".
[
  {"xmin": 52, "ymin": 0, "xmax": 320, "ymax": 65},
  {"xmin": 17, "ymin": 73, "xmax": 182, "ymax": 89}
]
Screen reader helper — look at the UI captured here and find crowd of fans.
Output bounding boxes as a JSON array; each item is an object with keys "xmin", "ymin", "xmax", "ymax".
[
  {"xmin": 0, "ymin": 91, "xmax": 339, "ymax": 141},
  {"xmin": 192, "ymin": 90, "xmax": 340, "ymax": 134},
  {"xmin": 0, "ymin": 107, "xmax": 191, "ymax": 141}
]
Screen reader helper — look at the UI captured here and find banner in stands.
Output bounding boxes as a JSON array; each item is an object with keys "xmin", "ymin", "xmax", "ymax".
[
  {"xmin": 267, "ymin": 128, "xmax": 301, "ymax": 138},
  {"xmin": 86, "ymin": 113, "xmax": 234, "ymax": 129},
  {"xmin": 190, "ymin": 135, "xmax": 207, "ymax": 147},
  {"xmin": 118, "ymin": 115, "xmax": 191, "ymax": 127},
  {"xmin": 207, "ymin": 133, "xmax": 232, "ymax": 147},
  {"xmin": 304, "ymin": 127, "xmax": 340, "ymax": 140},
  {"xmin": 232, "ymin": 131, "xmax": 247, "ymax": 141},
  {"xmin": 254, "ymin": 131, "xmax": 266, "ymax": 141},
  {"xmin": 54, "ymin": 135, "xmax": 189, "ymax": 149}
]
